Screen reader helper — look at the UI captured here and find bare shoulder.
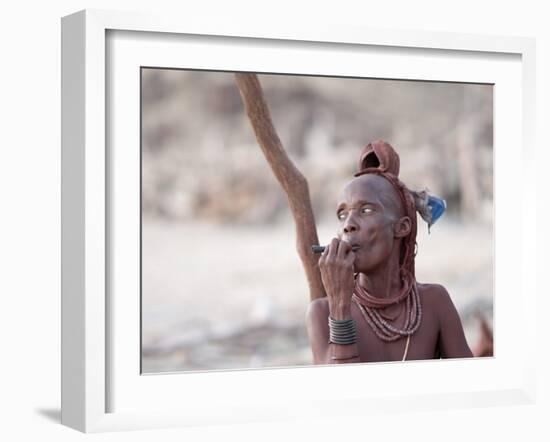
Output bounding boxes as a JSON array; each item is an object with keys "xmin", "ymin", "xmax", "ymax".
[
  {"xmin": 416, "ymin": 282, "xmax": 463, "ymax": 329},
  {"xmin": 418, "ymin": 283, "xmax": 472, "ymax": 357},
  {"xmin": 305, "ymin": 297, "xmax": 329, "ymax": 323},
  {"xmin": 416, "ymin": 282, "xmax": 454, "ymax": 309},
  {"xmin": 305, "ymin": 297, "xmax": 331, "ymax": 363}
]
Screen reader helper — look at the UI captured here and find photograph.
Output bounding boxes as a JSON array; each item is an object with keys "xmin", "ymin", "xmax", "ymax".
[{"xmin": 140, "ymin": 68, "xmax": 494, "ymax": 373}]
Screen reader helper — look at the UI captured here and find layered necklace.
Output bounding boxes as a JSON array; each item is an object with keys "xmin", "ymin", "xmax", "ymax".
[
  {"xmin": 350, "ymin": 143, "xmax": 426, "ymax": 358},
  {"xmin": 351, "ymin": 269, "xmax": 422, "ymax": 343},
  {"xmin": 351, "ymin": 167, "xmax": 422, "ymax": 349}
]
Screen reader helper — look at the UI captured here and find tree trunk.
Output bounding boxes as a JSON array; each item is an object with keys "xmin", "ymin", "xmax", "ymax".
[{"xmin": 234, "ymin": 73, "xmax": 326, "ymax": 301}]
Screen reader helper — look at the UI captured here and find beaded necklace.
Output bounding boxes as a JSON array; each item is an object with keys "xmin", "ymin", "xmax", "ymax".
[
  {"xmin": 352, "ymin": 277, "xmax": 422, "ymax": 343},
  {"xmin": 352, "ymin": 167, "xmax": 422, "ymax": 348}
]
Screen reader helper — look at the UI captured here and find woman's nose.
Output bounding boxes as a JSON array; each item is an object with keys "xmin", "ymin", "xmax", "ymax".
[{"xmin": 343, "ymin": 214, "xmax": 359, "ymax": 233}]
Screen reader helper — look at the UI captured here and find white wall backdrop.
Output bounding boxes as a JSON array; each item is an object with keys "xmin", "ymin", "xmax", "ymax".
[{"xmin": 0, "ymin": 1, "xmax": 547, "ymax": 441}]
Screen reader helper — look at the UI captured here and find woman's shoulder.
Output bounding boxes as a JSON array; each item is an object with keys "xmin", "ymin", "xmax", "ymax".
[
  {"xmin": 305, "ymin": 296, "xmax": 329, "ymax": 320},
  {"xmin": 416, "ymin": 282, "xmax": 454, "ymax": 309},
  {"xmin": 416, "ymin": 282, "xmax": 450, "ymax": 295}
]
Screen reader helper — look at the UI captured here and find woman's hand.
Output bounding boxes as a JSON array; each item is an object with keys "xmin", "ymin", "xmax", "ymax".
[{"xmin": 318, "ymin": 238, "xmax": 356, "ymax": 320}]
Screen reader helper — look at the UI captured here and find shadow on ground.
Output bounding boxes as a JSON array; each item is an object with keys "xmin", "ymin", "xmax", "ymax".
[{"xmin": 35, "ymin": 408, "xmax": 61, "ymax": 423}]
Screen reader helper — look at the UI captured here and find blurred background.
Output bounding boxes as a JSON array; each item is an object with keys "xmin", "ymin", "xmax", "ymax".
[{"xmin": 141, "ymin": 69, "xmax": 493, "ymax": 373}]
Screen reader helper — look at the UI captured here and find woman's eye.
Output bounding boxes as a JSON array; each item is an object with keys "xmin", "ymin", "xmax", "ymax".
[
  {"xmin": 337, "ymin": 212, "xmax": 346, "ymax": 220},
  {"xmin": 361, "ymin": 207, "xmax": 373, "ymax": 214}
]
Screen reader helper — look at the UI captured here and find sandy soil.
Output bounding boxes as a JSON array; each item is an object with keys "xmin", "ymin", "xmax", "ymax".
[{"xmin": 142, "ymin": 217, "xmax": 493, "ymax": 373}]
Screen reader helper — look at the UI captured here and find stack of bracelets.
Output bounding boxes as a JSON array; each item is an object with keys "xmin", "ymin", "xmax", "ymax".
[{"xmin": 328, "ymin": 316, "xmax": 357, "ymax": 345}]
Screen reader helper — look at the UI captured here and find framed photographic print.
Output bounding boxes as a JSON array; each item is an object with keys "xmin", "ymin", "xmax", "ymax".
[{"xmin": 61, "ymin": 9, "xmax": 537, "ymax": 433}]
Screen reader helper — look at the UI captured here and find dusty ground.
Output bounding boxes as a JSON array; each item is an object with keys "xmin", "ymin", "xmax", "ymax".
[{"xmin": 142, "ymin": 217, "xmax": 493, "ymax": 373}]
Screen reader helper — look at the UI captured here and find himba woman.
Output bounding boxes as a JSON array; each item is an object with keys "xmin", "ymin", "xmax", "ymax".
[{"xmin": 306, "ymin": 140, "xmax": 475, "ymax": 364}]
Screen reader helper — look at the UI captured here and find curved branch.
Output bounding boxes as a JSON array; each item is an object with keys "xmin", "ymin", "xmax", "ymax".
[{"xmin": 235, "ymin": 72, "xmax": 326, "ymax": 300}]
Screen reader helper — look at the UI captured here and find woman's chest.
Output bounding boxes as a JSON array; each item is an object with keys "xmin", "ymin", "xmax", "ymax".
[{"xmin": 350, "ymin": 300, "xmax": 440, "ymax": 362}]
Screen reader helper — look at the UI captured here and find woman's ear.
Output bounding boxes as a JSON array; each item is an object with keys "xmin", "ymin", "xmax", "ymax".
[{"xmin": 394, "ymin": 216, "xmax": 411, "ymax": 238}]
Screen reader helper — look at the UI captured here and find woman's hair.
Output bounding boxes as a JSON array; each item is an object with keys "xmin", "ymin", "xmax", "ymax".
[{"xmin": 353, "ymin": 140, "xmax": 418, "ymax": 276}]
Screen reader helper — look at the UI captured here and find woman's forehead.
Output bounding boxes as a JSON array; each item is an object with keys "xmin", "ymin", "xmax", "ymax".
[{"xmin": 339, "ymin": 174, "xmax": 396, "ymax": 205}]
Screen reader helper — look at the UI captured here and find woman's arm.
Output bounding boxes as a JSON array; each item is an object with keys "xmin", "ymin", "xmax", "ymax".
[
  {"xmin": 306, "ymin": 298, "xmax": 361, "ymax": 364},
  {"xmin": 306, "ymin": 238, "xmax": 361, "ymax": 364},
  {"xmin": 433, "ymin": 285, "xmax": 473, "ymax": 358}
]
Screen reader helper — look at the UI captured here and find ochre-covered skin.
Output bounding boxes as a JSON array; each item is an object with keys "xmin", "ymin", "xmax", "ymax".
[
  {"xmin": 306, "ymin": 282, "xmax": 472, "ymax": 363},
  {"xmin": 306, "ymin": 141, "xmax": 473, "ymax": 364}
]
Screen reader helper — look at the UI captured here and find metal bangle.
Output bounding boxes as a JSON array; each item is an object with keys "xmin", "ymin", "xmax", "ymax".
[{"xmin": 328, "ymin": 317, "xmax": 357, "ymax": 345}]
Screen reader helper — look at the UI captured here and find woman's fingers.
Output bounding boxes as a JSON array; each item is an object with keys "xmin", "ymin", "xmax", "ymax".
[
  {"xmin": 327, "ymin": 238, "xmax": 339, "ymax": 260},
  {"xmin": 321, "ymin": 238, "xmax": 355, "ymax": 266},
  {"xmin": 318, "ymin": 241, "xmax": 330, "ymax": 266},
  {"xmin": 319, "ymin": 238, "xmax": 354, "ymax": 275},
  {"xmin": 344, "ymin": 251, "xmax": 356, "ymax": 272},
  {"xmin": 336, "ymin": 240, "xmax": 352, "ymax": 261}
]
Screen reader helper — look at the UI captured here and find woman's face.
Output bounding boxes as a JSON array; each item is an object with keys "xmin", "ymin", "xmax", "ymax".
[{"xmin": 336, "ymin": 174, "xmax": 405, "ymax": 273}]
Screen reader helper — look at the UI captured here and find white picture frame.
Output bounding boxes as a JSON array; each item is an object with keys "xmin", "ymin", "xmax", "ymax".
[{"xmin": 61, "ymin": 9, "xmax": 537, "ymax": 433}]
